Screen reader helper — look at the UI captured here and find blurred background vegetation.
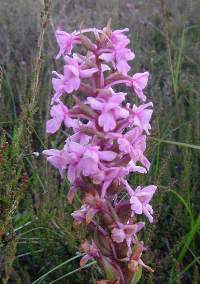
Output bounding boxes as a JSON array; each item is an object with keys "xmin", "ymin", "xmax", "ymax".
[{"xmin": 0, "ymin": 0, "xmax": 200, "ymax": 283}]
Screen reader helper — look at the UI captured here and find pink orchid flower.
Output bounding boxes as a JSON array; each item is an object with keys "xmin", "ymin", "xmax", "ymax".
[
  {"xmin": 101, "ymin": 167, "xmax": 127, "ymax": 198},
  {"xmin": 128, "ymin": 242, "xmax": 154, "ymax": 272},
  {"xmin": 71, "ymin": 204, "xmax": 90, "ymax": 224},
  {"xmin": 110, "ymin": 28, "xmax": 130, "ymax": 46},
  {"xmin": 128, "ymin": 72, "xmax": 149, "ymax": 101},
  {"xmin": 87, "ymin": 91, "xmax": 129, "ymax": 132},
  {"xmin": 55, "ymin": 29, "xmax": 80, "ymax": 59},
  {"xmin": 46, "ymin": 102, "xmax": 75, "ymax": 134},
  {"xmin": 42, "ymin": 148, "xmax": 69, "ymax": 177},
  {"xmin": 52, "ymin": 56, "xmax": 98, "ymax": 104},
  {"xmin": 80, "ymin": 241, "xmax": 100, "ymax": 266},
  {"xmin": 51, "ymin": 67, "xmax": 80, "ymax": 104},
  {"xmin": 62, "ymin": 141, "xmax": 117, "ymax": 183},
  {"xmin": 100, "ymin": 43, "xmax": 135, "ymax": 75},
  {"xmin": 117, "ymin": 127, "xmax": 150, "ymax": 170},
  {"xmin": 111, "ymin": 222, "xmax": 145, "ymax": 257},
  {"xmin": 71, "ymin": 204, "xmax": 99, "ymax": 225},
  {"xmin": 124, "ymin": 181, "xmax": 157, "ymax": 223},
  {"xmin": 131, "ymin": 102, "xmax": 153, "ymax": 135}
]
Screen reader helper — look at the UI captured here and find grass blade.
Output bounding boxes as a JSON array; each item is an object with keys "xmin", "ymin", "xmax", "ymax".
[
  {"xmin": 49, "ymin": 261, "xmax": 97, "ymax": 284},
  {"xmin": 178, "ymin": 215, "xmax": 200, "ymax": 262},
  {"xmin": 151, "ymin": 137, "xmax": 200, "ymax": 150},
  {"xmin": 169, "ymin": 190, "xmax": 194, "ymax": 227},
  {"xmin": 32, "ymin": 253, "xmax": 85, "ymax": 284}
]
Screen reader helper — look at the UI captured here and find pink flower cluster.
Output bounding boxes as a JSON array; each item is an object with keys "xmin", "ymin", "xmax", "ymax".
[{"xmin": 43, "ymin": 24, "xmax": 157, "ymax": 284}]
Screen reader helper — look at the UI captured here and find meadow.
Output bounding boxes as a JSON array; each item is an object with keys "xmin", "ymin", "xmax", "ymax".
[{"xmin": 0, "ymin": 0, "xmax": 200, "ymax": 283}]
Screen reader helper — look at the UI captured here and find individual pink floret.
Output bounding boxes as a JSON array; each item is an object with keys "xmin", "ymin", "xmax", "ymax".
[
  {"xmin": 80, "ymin": 241, "xmax": 100, "ymax": 266},
  {"xmin": 87, "ymin": 91, "xmax": 129, "ymax": 132},
  {"xmin": 110, "ymin": 28, "xmax": 130, "ymax": 46},
  {"xmin": 128, "ymin": 72, "xmax": 149, "ymax": 101},
  {"xmin": 99, "ymin": 44, "xmax": 135, "ymax": 75},
  {"xmin": 55, "ymin": 29, "xmax": 80, "ymax": 59},
  {"xmin": 46, "ymin": 102, "xmax": 75, "ymax": 134},
  {"xmin": 117, "ymin": 127, "xmax": 150, "ymax": 170},
  {"xmin": 124, "ymin": 181, "xmax": 157, "ymax": 223},
  {"xmin": 42, "ymin": 148, "xmax": 69, "ymax": 177},
  {"xmin": 71, "ymin": 204, "xmax": 99, "ymax": 225},
  {"xmin": 52, "ymin": 56, "xmax": 98, "ymax": 104},
  {"xmin": 111, "ymin": 222, "xmax": 145, "ymax": 257},
  {"xmin": 129, "ymin": 102, "xmax": 153, "ymax": 135}
]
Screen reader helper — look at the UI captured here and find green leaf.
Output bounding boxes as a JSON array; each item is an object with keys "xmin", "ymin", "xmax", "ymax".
[{"xmin": 131, "ymin": 267, "xmax": 142, "ymax": 284}]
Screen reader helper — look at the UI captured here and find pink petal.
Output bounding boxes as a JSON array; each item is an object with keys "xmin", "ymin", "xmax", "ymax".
[
  {"xmin": 109, "ymin": 92, "xmax": 126, "ymax": 104},
  {"xmin": 98, "ymin": 112, "xmax": 116, "ymax": 132},
  {"xmin": 134, "ymin": 222, "xmax": 145, "ymax": 233},
  {"xmin": 52, "ymin": 78, "xmax": 62, "ymax": 93},
  {"xmin": 133, "ymin": 87, "xmax": 146, "ymax": 102},
  {"xmin": 78, "ymin": 157, "xmax": 98, "ymax": 176},
  {"xmin": 132, "ymin": 72, "xmax": 149, "ymax": 89},
  {"xmin": 64, "ymin": 64, "xmax": 79, "ymax": 77},
  {"xmin": 98, "ymin": 151, "xmax": 117, "ymax": 161},
  {"xmin": 99, "ymin": 52, "xmax": 114, "ymax": 62},
  {"xmin": 87, "ymin": 97, "xmax": 103, "ymax": 111},
  {"xmin": 115, "ymin": 107, "xmax": 129, "ymax": 119},
  {"xmin": 116, "ymin": 60, "xmax": 131, "ymax": 75},
  {"xmin": 68, "ymin": 141, "xmax": 84, "ymax": 155},
  {"xmin": 67, "ymin": 164, "xmax": 76, "ymax": 183},
  {"xmin": 80, "ymin": 67, "xmax": 98, "ymax": 78},
  {"xmin": 43, "ymin": 149, "xmax": 60, "ymax": 156},
  {"xmin": 111, "ymin": 228, "xmax": 126, "ymax": 243},
  {"xmin": 143, "ymin": 206, "xmax": 154, "ymax": 223},
  {"xmin": 46, "ymin": 118, "xmax": 62, "ymax": 134},
  {"xmin": 130, "ymin": 196, "xmax": 143, "ymax": 214}
]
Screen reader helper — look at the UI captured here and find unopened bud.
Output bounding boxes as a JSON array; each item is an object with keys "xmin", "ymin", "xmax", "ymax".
[{"xmin": 80, "ymin": 34, "xmax": 97, "ymax": 52}]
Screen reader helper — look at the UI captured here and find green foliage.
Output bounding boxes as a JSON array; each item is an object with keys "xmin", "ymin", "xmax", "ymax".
[{"xmin": 0, "ymin": 0, "xmax": 200, "ymax": 283}]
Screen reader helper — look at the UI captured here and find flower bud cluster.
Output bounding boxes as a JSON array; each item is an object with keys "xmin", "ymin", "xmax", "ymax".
[{"xmin": 43, "ymin": 24, "xmax": 157, "ymax": 283}]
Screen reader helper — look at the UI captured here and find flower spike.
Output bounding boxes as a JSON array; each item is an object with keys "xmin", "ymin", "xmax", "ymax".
[{"xmin": 43, "ymin": 23, "xmax": 157, "ymax": 283}]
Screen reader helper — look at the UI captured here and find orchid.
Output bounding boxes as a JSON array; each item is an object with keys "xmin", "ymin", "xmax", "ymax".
[
  {"xmin": 100, "ymin": 45, "xmax": 135, "ymax": 75},
  {"xmin": 80, "ymin": 241, "xmax": 100, "ymax": 266},
  {"xmin": 124, "ymin": 181, "xmax": 157, "ymax": 223},
  {"xmin": 43, "ymin": 23, "xmax": 157, "ymax": 283},
  {"xmin": 131, "ymin": 102, "xmax": 153, "ymax": 134},
  {"xmin": 51, "ymin": 55, "xmax": 98, "ymax": 104},
  {"xmin": 111, "ymin": 222, "xmax": 145, "ymax": 257},
  {"xmin": 117, "ymin": 127, "xmax": 150, "ymax": 169},
  {"xmin": 46, "ymin": 102, "xmax": 74, "ymax": 133},
  {"xmin": 87, "ymin": 91, "xmax": 129, "ymax": 132},
  {"xmin": 99, "ymin": 28, "xmax": 134, "ymax": 75},
  {"xmin": 110, "ymin": 28, "xmax": 130, "ymax": 46},
  {"xmin": 55, "ymin": 29, "xmax": 80, "ymax": 58},
  {"xmin": 43, "ymin": 148, "xmax": 68, "ymax": 177},
  {"xmin": 129, "ymin": 72, "xmax": 149, "ymax": 101}
]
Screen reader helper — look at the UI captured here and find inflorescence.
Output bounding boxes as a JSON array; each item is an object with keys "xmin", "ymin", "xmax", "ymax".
[{"xmin": 43, "ymin": 23, "xmax": 157, "ymax": 284}]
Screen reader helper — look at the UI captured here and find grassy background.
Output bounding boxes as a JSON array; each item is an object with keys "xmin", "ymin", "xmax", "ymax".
[{"xmin": 0, "ymin": 0, "xmax": 200, "ymax": 283}]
